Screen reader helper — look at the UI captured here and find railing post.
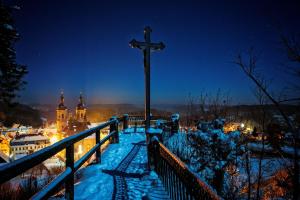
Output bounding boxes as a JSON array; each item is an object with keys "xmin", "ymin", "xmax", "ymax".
[
  {"xmin": 148, "ymin": 136, "xmax": 159, "ymax": 170},
  {"xmin": 65, "ymin": 144, "xmax": 74, "ymax": 200},
  {"xmin": 96, "ymin": 130, "xmax": 101, "ymax": 164},
  {"xmin": 115, "ymin": 120, "xmax": 119, "ymax": 143},
  {"xmin": 153, "ymin": 139, "xmax": 160, "ymax": 172},
  {"xmin": 109, "ymin": 118, "xmax": 116, "ymax": 143},
  {"xmin": 109, "ymin": 116, "xmax": 119, "ymax": 143},
  {"xmin": 123, "ymin": 114, "xmax": 129, "ymax": 130},
  {"xmin": 134, "ymin": 121, "xmax": 137, "ymax": 133},
  {"xmin": 171, "ymin": 113, "xmax": 180, "ymax": 134}
]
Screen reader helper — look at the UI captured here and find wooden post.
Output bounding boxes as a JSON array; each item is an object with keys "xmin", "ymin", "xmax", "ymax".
[
  {"xmin": 109, "ymin": 119, "xmax": 116, "ymax": 143},
  {"xmin": 134, "ymin": 121, "xmax": 137, "ymax": 133},
  {"xmin": 109, "ymin": 117, "xmax": 118, "ymax": 143},
  {"xmin": 95, "ymin": 130, "xmax": 101, "ymax": 164},
  {"xmin": 115, "ymin": 120, "xmax": 119, "ymax": 143},
  {"xmin": 123, "ymin": 114, "xmax": 128, "ymax": 130},
  {"xmin": 171, "ymin": 114, "xmax": 180, "ymax": 134},
  {"xmin": 65, "ymin": 144, "xmax": 74, "ymax": 200}
]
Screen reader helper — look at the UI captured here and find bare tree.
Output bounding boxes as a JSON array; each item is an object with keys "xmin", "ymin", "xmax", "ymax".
[
  {"xmin": 198, "ymin": 90, "xmax": 208, "ymax": 120},
  {"xmin": 244, "ymin": 144, "xmax": 252, "ymax": 200},
  {"xmin": 253, "ymin": 85, "xmax": 268, "ymax": 200},
  {"xmin": 185, "ymin": 92, "xmax": 195, "ymax": 127},
  {"xmin": 203, "ymin": 89, "xmax": 232, "ymax": 122},
  {"xmin": 234, "ymin": 49, "xmax": 299, "ymax": 200}
]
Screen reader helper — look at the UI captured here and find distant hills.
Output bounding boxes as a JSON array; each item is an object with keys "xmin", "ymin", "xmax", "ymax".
[
  {"xmin": 2, "ymin": 103, "xmax": 296, "ymax": 127},
  {"xmin": 0, "ymin": 103, "xmax": 42, "ymax": 127}
]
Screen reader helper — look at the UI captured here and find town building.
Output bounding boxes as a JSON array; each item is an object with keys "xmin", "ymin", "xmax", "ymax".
[
  {"xmin": 56, "ymin": 92, "xmax": 68, "ymax": 133},
  {"xmin": 10, "ymin": 133, "xmax": 50, "ymax": 160},
  {"xmin": 0, "ymin": 135, "xmax": 10, "ymax": 156}
]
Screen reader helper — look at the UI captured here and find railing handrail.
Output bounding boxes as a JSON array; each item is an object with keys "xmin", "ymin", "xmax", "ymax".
[
  {"xmin": 0, "ymin": 119, "xmax": 117, "ymax": 184},
  {"xmin": 1, "ymin": 114, "xmax": 221, "ymax": 200},
  {"xmin": 128, "ymin": 115, "xmax": 169, "ymax": 120},
  {"xmin": 151, "ymin": 137, "xmax": 222, "ymax": 200}
]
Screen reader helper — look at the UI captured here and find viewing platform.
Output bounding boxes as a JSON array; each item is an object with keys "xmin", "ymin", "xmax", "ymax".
[{"xmin": 0, "ymin": 115, "xmax": 221, "ymax": 200}]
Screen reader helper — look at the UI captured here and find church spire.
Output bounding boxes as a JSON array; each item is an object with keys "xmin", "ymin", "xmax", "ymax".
[
  {"xmin": 79, "ymin": 92, "xmax": 83, "ymax": 105},
  {"xmin": 58, "ymin": 91, "xmax": 67, "ymax": 109},
  {"xmin": 60, "ymin": 91, "xmax": 64, "ymax": 104},
  {"xmin": 77, "ymin": 92, "xmax": 85, "ymax": 109}
]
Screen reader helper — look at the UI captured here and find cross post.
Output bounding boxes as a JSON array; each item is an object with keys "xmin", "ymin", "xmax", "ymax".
[{"xmin": 129, "ymin": 26, "xmax": 165, "ymax": 131}]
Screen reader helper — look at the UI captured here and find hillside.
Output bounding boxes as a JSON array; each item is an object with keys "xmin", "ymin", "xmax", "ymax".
[{"xmin": 0, "ymin": 103, "xmax": 42, "ymax": 127}]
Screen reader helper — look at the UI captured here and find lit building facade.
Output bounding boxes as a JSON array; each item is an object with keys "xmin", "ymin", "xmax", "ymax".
[
  {"xmin": 76, "ymin": 93, "xmax": 87, "ymax": 123},
  {"xmin": 0, "ymin": 135, "xmax": 10, "ymax": 156},
  {"xmin": 10, "ymin": 133, "xmax": 50, "ymax": 160},
  {"xmin": 56, "ymin": 92, "xmax": 68, "ymax": 133},
  {"xmin": 56, "ymin": 92, "xmax": 90, "ymax": 136}
]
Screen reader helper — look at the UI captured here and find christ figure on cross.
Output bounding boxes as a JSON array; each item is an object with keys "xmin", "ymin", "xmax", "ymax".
[{"xmin": 129, "ymin": 26, "xmax": 165, "ymax": 130}]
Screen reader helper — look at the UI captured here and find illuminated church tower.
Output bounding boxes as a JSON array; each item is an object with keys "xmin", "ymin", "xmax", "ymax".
[
  {"xmin": 76, "ymin": 93, "xmax": 87, "ymax": 122},
  {"xmin": 56, "ymin": 92, "xmax": 68, "ymax": 132}
]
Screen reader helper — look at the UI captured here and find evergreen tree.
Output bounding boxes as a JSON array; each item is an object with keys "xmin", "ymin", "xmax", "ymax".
[{"xmin": 0, "ymin": 2, "xmax": 27, "ymax": 104}]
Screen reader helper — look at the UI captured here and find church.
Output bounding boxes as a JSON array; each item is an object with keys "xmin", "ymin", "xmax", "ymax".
[{"xmin": 56, "ymin": 92, "xmax": 90, "ymax": 136}]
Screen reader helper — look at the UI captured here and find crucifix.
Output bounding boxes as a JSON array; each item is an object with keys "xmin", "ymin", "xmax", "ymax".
[{"xmin": 129, "ymin": 26, "xmax": 165, "ymax": 130}]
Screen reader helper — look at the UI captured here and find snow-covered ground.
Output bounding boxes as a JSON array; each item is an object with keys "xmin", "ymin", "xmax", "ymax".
[
  {"xmin": 248, "ymin": 142, "xmax": 300, "ymax": 157},
  {"xmin": 165, "ymin": 131, "xmax": 294, "ymax": 199},
  {"xmin": 74, "ymin": 132, "xmax": 169, "ymax": 200}
]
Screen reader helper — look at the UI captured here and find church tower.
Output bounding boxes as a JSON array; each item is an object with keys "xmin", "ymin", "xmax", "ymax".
[
  {"xmin": 56, "ymin": 92, "xmax": 68, "ymax": 132},
  {"xmin": 76, "ymin": 93, "xmax": 87, "ymax": 122}
]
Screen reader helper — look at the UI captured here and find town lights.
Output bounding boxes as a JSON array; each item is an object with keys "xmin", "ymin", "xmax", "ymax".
[
  {"xmin": 240, "ymin": 123, "xmax": 245, "ymax": 128},
  {"xmin": 50, "ymin": 135, "xmax": 58, "ymax": 144},
  {"xmin": 78, "ymin": 144, "xmax": 83, "ymax": 155}
]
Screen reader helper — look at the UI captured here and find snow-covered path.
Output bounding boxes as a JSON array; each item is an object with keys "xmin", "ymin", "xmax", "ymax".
[{"xmin": 74, "ymin": 132, "xmax": 169, "ymax": 200}]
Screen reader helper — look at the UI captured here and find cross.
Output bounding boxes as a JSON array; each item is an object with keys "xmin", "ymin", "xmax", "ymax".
[{"xmin": 129, "ymin": 26, "xmax": 165, "ymax": 131}]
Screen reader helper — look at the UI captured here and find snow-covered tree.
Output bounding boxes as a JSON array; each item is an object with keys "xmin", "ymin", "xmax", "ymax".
[
  {"xmin": 0, "ymin": 2, "xmax": 27, "ymax": 104},
  {"xmin": 187, "ymin": 129, "xmax": 244, "ymax": 195}
]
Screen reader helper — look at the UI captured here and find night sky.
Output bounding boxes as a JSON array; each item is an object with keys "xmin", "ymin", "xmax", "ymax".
[{"xmin": 10, "ymin": 0, "xmax": 300, "ymax": 105}]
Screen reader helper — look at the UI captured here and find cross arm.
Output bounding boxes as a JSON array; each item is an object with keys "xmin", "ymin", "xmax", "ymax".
[
  {"xmin": 129, "ymin": 39, "xmax": 165, "ymax": 51},
  {"xmin": 149, "ymin": 42, "xmax": 165, "ymax": 51},
  {"xmin": 129, "ymin": 39, "xmax": 146, "ymax": 50}
]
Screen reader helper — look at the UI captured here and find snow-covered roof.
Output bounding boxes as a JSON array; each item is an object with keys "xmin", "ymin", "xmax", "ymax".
[
  {"xmin": 12, "ymin": 124, "xmax": 20, "ymax": 129},
  {"xmin": 11, "ymin": 134, "xmax": 49, "ymax": 144}
]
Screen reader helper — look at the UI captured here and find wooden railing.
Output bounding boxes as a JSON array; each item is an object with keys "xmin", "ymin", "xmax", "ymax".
[
  {"xmin": 0, "ymin": 115, "xmax": 128, "ymax": 200},
  {"xmin": 148, "ymin": 138, "xmax": 222, "ymax": 200},
  {"xmin": 127, "ymin": 115, "xmax": 169, "ymax": 128},
  {"xmin": 145, "ymin": 114, "xmax": 221, "ymax": 199},
  {"xmin": 0, "ymin": 113, "xmax": 221, "ymax": 200}
]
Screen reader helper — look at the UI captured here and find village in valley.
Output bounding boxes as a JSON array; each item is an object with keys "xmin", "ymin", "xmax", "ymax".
[
  {"xmin": 0, "ymin": 1, "xmax": 299, "ymax": 200},
  {"xmin": 0, "ymin": 90, "xmax": 298, "ymax": 199},
  {"xmin": 0, "ymin": 92, "xmax": 111, "ymax": 164}
]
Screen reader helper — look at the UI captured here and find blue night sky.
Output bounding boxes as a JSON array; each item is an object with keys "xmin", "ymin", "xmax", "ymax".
[{"xmin": 10, "ymin": 0, "xmax": 300, "ymax": 105}]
